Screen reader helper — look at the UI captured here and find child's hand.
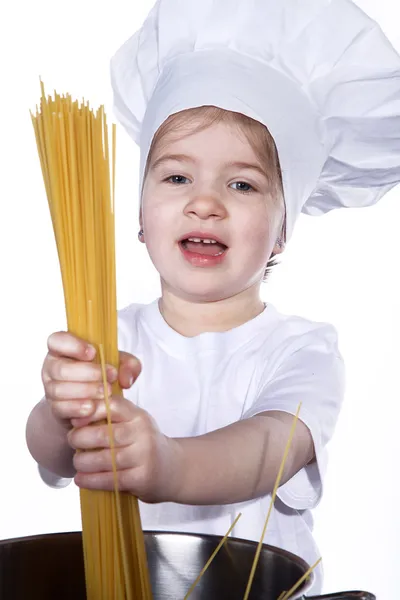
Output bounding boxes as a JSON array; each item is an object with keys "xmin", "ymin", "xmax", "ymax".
[
  {"xmin": 67, "ymin": 398, "xmax": 180, "ymax": 503},
  {"xmin": 42, "ymin": 331, "xmax": 141, "ymax": 430}
]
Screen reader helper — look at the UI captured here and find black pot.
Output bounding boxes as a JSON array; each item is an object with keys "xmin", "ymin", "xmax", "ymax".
[{"xmin": 0, "ymin": 531, "xmax": 375, "ymax": 600}]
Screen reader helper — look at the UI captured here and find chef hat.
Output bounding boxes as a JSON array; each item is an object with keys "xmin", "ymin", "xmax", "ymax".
[{"xmin": 110, "ymin": 0, "xmax": 400, "ymax": 240}]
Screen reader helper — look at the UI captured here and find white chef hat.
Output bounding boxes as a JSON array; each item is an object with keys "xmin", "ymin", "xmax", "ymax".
[{"xmin": 110, "ymin": 0, "xmax": 400, "ymax": 240}]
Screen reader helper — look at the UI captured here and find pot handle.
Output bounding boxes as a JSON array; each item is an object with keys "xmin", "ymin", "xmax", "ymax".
[{"xmin": 306, "ymin": 592, "xmax": 376, "ymax": 600}]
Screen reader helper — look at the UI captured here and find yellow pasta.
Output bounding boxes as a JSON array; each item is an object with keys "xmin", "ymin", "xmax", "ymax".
[
  {"xmin": 278, "ymin": 557, "xmax": 322, "ymax": 600},
  {"xmin": 31, "ymin": 81, "xmax": 152, "ymax": 600},
  {"xmin": 243, "ymin": 403, "xmax": 302, "ymax": 600},
  {"xmin": 183, "ymin": 405, "xmax": 308, "ymax": 600},
  {"xmin": 183, "ymin": 513, "xmax": 243, "ymax": 599}
]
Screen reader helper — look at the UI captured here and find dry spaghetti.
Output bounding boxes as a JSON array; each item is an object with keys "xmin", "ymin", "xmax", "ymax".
[
  {"xmin": 183, "ymin": 404, "xmax": 308, "ymax": 600},
  {"xmin": 243, "ymin": 402, "xmax": 303, "ymax": 600},
  {"xmin": 277, "ymin": 557, "xmax": 322, "ymax": 600},
  {"xmin": 183, "ymin": 513, "xmax": 243, "ymax": 599},
  {"xmin": 31, "ymin": 81, "xmax": 152, "ymax": 600}
]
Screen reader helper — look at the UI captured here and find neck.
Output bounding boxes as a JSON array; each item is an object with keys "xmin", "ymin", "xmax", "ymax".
[{"xmin": 159, "ymin": 284, "xmax": 265, "ymax": 337}]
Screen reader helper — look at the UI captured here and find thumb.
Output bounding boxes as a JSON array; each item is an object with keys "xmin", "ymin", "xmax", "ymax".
[{"xmin": 118, "ymin": 351, "xmax": 142, "ymax": 389}]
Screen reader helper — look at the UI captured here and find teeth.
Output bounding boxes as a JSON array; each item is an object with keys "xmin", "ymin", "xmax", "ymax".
[{"xmin": 187, "ymin": 237, "xmax": 217, "ymax": 244}]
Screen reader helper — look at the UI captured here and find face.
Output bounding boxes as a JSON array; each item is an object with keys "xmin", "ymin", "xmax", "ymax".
[{"xmin": 141, "ymin": 119, "xmax": 284, "ymax": 303}]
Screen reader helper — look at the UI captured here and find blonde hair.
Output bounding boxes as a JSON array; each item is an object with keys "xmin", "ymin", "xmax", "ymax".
[{"xmin": 145, "ymin": 106, "xmax": 286, "ymax": 279}]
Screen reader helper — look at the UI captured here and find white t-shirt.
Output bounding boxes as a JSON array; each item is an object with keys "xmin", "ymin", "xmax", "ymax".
[{"xmin": 40, "ymin": 300, "xmax": 345, "ymax": 594}]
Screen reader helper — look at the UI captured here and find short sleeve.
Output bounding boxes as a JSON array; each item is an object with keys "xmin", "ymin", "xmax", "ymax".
[
  {"xmin": 243, "ymin": 326, "xmax": 345, "ymax": 510},
  {"xmin": 38, "ymin": 464, "xmax": 72, "ymax": 489}
]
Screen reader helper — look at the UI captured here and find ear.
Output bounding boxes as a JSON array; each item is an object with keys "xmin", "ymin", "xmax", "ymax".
[
  {"xmin": 272, "ymin": 214, "xmax": 286, "ymax": 255},
  {"xmin": 272, "ymin": 238, "xmax": 285, "ymax": 255},
  {"xmin": 138, "ymin": 210, "xmax": 145, "ymax": 244}
]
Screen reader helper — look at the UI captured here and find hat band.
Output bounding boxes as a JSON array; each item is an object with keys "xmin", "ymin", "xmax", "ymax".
[{"xmin": 140, "ymin": 48, "xmax": 328, "ymax": 239}]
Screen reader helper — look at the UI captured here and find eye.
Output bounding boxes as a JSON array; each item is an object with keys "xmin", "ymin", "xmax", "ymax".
[
  {"xmin": 165, "ymin": 175, "xmax": 190, "ymax": 185},
  {"xmin": 230, "ymin": 181, "xmax": 255, "ymax": 193}
]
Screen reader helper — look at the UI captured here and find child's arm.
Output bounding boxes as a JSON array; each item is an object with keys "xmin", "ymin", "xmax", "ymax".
[
  {"xmin": 168, "ymin": 341, "xmax": 343, "ymax": 506},
  {"xmin": 67, "ymin": 398, "xmax": 314, "ymax": 505},
  {"xmin": 170, "ymin": 412, "xmax": 314, "ymax": 504},
  {"xmin": 26, "ymin": 398, "xmax": 76, "ymax": 478},
  {"xmin": 31, "ymin": 339, "xmax": 341, "ymax": 508}
]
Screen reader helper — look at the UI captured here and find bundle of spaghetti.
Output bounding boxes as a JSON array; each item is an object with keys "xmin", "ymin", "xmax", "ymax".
[{"xmin": 31, "ymin": 81, "xmax": 153, "ymax": 600}]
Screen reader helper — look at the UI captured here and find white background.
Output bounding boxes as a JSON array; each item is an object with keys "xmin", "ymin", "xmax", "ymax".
[{"xmin": 1, "ymin": 1, "xmax": 399, "ymax": 598}]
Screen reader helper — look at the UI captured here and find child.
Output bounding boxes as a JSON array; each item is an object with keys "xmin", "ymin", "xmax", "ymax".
[{"xmin": 26, "ymin": 0, "xmax": 400, "ymax": 593}]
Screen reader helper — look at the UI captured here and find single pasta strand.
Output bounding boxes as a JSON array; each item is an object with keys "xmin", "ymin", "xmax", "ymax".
[
  {"xmin": 112, "ymin": 123, "xmax": 116, "ymax": 210},
  {"xmin": 279, "ymin": 557, "xmax": 322, "ymax": 600},
  {"xmin": 82, "ymin": 111, "xmax": 96, "ymax": 314},
  {"xmin": 243, "ymin": 403, "xmax": 302, "ymax": 600},
  {"xmin": 183, "ymin": 513, "xmax": 242, "ymax": 600}
]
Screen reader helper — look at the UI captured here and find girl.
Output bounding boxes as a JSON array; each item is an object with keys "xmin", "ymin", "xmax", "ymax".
[{"xmin": 25, "ymin": 0, "xmax": 400, "ymax": 593}]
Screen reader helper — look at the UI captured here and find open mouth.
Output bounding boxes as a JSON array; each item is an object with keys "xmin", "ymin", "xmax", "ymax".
[{"xmin": 179, "ymin": 236, "xmax": 228, "ymax": 257}]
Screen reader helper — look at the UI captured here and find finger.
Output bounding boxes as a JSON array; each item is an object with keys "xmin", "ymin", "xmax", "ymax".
[
  {"xmin": 51, "ymin": 399, "xmax": 101, "ymax": 427},
  {"xmin": 52, "ymin": 399, "xmax": 97, "ymax": 420},
  {"xmin": 45, "ymin": 380, "xmax": 112, "ymax": 402},
  {"xmin": 44, "ymin": 355, "xmax": 118, "ymax": 385},
  {"xmin": 73, "ymin": 446, "xmax": 136, "ymax": 473},
  {"xmin": 74, "ymin": 470, "xmax": 124, "ymax": 491},
  {"xmin": 118, "ymin": 352, "xmax": 142, "ymax": 389},
  {"xmin": 83, "ymin": 396, "xmax": 143, "ymax": 426},
  {"xmin": 68, "ymin": 420, "xmax": 135, "ymax": 450},
  {"xmin": 70, "ymin": 415, "xmax": 94, "ymax": 429},
  {"xmin": 74, "ymin": 467, "xmax": 142, "ymax": 493},
  {"xmin": 47, "ymin": 331, "xmax": 96, "ymax": 361}
]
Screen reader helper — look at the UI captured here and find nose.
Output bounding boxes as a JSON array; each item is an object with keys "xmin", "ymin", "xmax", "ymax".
[{"xmin": 184, "ymin": 188, "xmax": 227, "ymax": 221}]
